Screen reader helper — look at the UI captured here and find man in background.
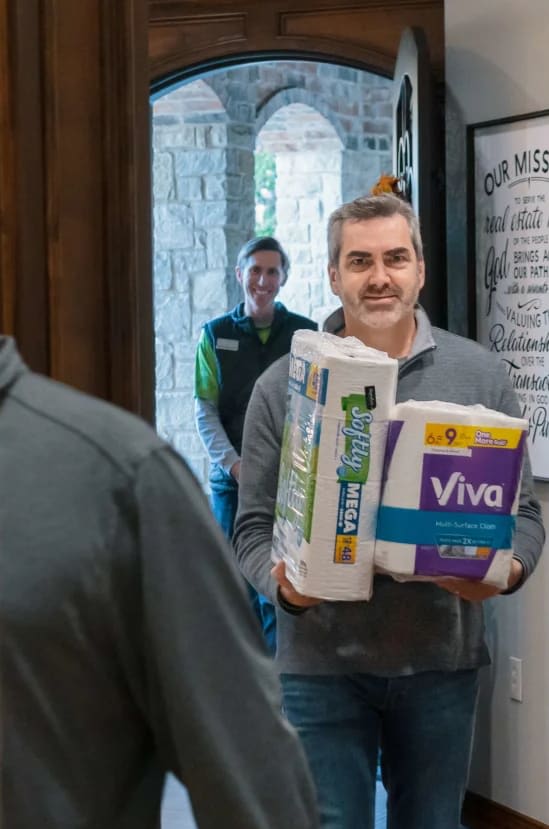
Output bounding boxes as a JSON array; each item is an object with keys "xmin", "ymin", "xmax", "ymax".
[
  {"xmin": 0, "ymin": 335, "xmax": 319, "ymax": 829},
  {"xmin": 234, "ymin": 192, "xmax": 544, "ymax": 829},
  {"xmin": 195, "ymin": 236, "xmax": 316, "ymax": 650}
]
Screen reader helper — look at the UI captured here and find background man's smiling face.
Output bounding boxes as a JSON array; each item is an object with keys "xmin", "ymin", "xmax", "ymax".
[{"xmin": 237, "ymin": 250, "xmax": 285, "ymax": 318}]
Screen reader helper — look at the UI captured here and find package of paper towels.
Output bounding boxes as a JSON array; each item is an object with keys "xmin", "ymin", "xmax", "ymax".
[
  {"xmin": 272, "ymin": 330, "xmax": 398, "ymax": 600},
  {"xmin": 375, "ymin": 400, "xmax": 528, "ymax": 588}
]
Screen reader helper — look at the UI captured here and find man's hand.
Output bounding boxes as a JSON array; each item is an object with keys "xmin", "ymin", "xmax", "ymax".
[
  {"xmin": 435, "ymin": 558, "xmax": 524, "ymax": 602},
  {"xmin": 230, "ymin": 460, "xmax": 241, "ymax": 482},
  {"xmin": 271, "ymin": 561, "xmax": 322, "ymax": 609}
]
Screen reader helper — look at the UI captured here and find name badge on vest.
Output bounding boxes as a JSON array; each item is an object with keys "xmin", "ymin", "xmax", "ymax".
[{"xmin": 216, "ymin": 338, "xmax": 239, "ymax": 351}]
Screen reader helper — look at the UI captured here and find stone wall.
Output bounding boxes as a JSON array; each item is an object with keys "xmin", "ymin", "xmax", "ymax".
[{"xmin": 152, "ymin": 80, "xmax": 254, "ymax": 483}]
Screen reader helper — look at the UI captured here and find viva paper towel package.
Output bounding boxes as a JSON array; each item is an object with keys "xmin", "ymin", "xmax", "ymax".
[
  {"xmin": 375, "ymin": 400, "xmax": 528, "ymax": 588},
  {"xmin": 272, "ymin": 330, "xmax": 398, "ymax": 600}
]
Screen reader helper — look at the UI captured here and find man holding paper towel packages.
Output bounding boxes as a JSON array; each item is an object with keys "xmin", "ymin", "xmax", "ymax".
[{"xmin": 233, "ymin": 188, "xmax": 545, "ymax": 829}]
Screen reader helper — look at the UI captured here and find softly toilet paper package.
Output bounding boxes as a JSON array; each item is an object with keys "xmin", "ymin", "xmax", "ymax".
[
  {"xmin": 375, "ymin": 400, "xmax": 528, "ymax": 588},
  {"xmin": 272, "ymin": 330, "xmax": 398, "ymax": 600}
]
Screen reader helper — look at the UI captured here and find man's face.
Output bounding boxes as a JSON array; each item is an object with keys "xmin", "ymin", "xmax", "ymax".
[
  {"xmin": 328, "ymin": 214, "xmax": 425, "ymax": 331},
  {"xmin": 236, "ymin": 250, "xmax": 285, "ymax": 318}
]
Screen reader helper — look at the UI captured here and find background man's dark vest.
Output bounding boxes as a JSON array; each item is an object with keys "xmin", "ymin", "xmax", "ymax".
[{"xmin": 204, "ymin": 302, "xmax": 317, "ymax": 464}]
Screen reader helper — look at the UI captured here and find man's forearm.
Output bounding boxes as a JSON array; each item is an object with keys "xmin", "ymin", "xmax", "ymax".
[
  {"xmin": 514, "ymin": 457, "xmax": 545, "ymax": 583},
  {"xmin": 194, "ymin": 397, "xmax": 239, "ymax": 475}
]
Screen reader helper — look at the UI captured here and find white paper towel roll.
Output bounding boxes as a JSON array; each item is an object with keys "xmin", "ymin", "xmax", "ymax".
[
  {"xmin": 273, "ymin": 330, "xmax": 398, "ymax": 600},
  {"xmin": 375, "ymin": 400, "xmax": 528, "ymax": 588}
]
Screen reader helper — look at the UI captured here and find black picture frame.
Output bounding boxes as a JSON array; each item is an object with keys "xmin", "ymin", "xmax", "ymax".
[{"xmin": 467, "ymin": 109, "xmax": 549, "ymax": 481}]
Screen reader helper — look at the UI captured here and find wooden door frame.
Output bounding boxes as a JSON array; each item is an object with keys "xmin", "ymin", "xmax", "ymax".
[
  {"xmin": 148, "ymin": 0, "xmax": 444, "ymax": 88},
  {"xmin": 0, "ymin": 0, "xmax": 154, "ymax": 420},
  {"xmin": 0, "ymin": 0, "xmax": 49, "ymax": 374},
  {"xmin": 150, "ymin": 49, "xmax": 392, "ymax": 100}
]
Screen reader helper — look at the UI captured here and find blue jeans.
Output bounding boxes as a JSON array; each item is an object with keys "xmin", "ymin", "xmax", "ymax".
[
  {"xmin": 281, "ymin": 670, "xmax": 479, "ymax": 829},
  {"xmin": 210, "ymin": 482, "xmax": 276, "ymax": 654}
]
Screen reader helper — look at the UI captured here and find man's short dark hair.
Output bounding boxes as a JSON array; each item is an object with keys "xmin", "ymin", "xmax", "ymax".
[
  {"xmin": 236, "ymin": 237, "xmax": 290, "ymax": 284},
  {"xmin": 327, "ymin": 193, "xmax": 424, "ymax": 268}
]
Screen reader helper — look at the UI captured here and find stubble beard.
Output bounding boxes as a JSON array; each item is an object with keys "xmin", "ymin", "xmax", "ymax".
[{"xmin": 351, "ymin": 288, "xmax": 419, "ymax": 330}]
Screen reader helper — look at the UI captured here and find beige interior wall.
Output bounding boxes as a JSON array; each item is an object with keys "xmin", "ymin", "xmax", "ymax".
[{"xmin": 445, "ymin": 1, "xmax": 549, "ymax": 822}]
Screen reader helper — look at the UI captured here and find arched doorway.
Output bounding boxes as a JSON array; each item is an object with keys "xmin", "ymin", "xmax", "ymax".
[
  {"xmin": 147, "ymin": 1, "xmax": 444, "ymax": 447},
  {"xmin": 151, "ymin": 58, "xmax": 393, "ymax": 484}
]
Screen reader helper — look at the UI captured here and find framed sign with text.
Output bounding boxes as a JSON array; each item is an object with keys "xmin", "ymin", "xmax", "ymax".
[{"xmin": 468, "ymin": 110, "xmax": 549, "ymax": 480}]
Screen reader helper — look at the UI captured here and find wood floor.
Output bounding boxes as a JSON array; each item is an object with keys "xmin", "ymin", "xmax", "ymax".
[{"xmin": 161, "ymin": 775, "xmax": 388, "ymax": 828}]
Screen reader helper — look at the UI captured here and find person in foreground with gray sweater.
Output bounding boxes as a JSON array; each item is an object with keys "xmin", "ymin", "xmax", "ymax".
[
  {"xmin": 233, "ymin": 191, "xmax": 545, "ymax": 829},
  {"xmin": 0, "ymin": 336, "xmax": 319, "ymax": 829}
]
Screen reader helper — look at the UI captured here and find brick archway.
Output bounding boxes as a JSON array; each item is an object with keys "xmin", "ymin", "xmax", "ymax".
[
  {"xmin": 256, "ymin": 102, "xmax": 343, "ymax": 321},
  {"xmin": 256, "ymin": 87, "xmax": 347, "ymax": 146}
]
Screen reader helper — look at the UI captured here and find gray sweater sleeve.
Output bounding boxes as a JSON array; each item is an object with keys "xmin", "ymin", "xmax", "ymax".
[
  {"xmin": 194, "ymin": 396, "xmax": 240, "ymax": 475},
  {"xmin": 233, "ymin": 363, "xmax": 288, "ymax": 604},
  {"xmin": 118, "ymin": 445, "xmax": 318, "ymax": 828}
]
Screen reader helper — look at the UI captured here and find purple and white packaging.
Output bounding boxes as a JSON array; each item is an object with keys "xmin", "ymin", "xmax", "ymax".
[{"xmin": 375, "ymin": 400, "xmax": 528, "ymax": 588}]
